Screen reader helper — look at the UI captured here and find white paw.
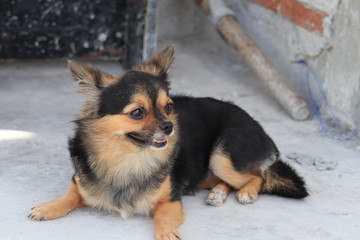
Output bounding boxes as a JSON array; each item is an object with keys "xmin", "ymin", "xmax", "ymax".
[
  {"xmin": 206, "ymin": 189, "xmax": 227, "ymax": 207},
  {"xmin": 237, "ymin": 192, "xmax": 257, "ymax": 205}
]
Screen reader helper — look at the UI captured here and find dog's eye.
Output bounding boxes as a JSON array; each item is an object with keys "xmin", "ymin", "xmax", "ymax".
[
  {"xmin": 165, "ymin": 103, "xmax": 173, "ymax": 115},
  {"xmin": 129, "ymin": 108, "xmax": 145, "ymax": 120}
]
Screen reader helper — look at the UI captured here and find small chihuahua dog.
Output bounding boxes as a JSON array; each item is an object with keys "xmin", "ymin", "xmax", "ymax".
[{"xmin": 29, "ymin": 45, "xmax": 308, "ymax": 240}]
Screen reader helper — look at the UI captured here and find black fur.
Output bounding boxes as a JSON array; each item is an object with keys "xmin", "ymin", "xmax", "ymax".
[
  {"xmin": 169, "ymin": 96, "xmax": 279, "ymax": 198},
  {"xmin": 71, "ymin": 174, "xmax": 76, "ymax": 184},
  {"xmin": 68, "ymin": 129, "xmax": 96, "ymax": 183}
]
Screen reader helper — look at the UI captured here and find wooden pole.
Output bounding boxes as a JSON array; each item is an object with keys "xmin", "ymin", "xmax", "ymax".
[{"xmin": 196, "ymin": 0, "xmax": 310, "ymax": 120}]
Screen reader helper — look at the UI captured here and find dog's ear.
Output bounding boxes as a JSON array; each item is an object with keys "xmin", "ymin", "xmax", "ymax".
[
  {"xmin": 133, "ymin": 44, "xmax": 175, "ymax": 80},
  {"xmin": 68, "ymin": 60, "xmax": 115, "ymax": 96}
]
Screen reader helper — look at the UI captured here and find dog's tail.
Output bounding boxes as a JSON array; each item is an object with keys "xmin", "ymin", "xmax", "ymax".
[{"xmin": 261, "ymin": 159, "xmax": 308, "ymax": 199}]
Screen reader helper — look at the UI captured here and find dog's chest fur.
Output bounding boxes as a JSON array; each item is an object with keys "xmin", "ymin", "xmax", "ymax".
[
  {"xmin": 78, "ymin": 153, "xmax": 170, "ymax": 217},
  {"xmin": 70, "ymin": 132, "xmax": 173, "ymax": 217}
]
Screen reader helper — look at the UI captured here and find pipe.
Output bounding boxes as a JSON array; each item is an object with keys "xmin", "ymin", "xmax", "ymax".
[{"xmin": 195, "ymin": 0, "xmax": 310, "ymax": 121}]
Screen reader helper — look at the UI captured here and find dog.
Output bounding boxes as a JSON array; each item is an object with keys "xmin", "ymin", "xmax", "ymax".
[{"xmin": 28, "ymin": 45, "xmax": 308, "ymax": 240}]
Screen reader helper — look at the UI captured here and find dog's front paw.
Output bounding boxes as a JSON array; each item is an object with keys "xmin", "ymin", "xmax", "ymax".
[
  {"xmin": 28, "ymin": 200, "xmax": 70, "ymax": 221},
  {"xmin": 155, "ymin": 226, "xmax": 181, "ymax": 240}
]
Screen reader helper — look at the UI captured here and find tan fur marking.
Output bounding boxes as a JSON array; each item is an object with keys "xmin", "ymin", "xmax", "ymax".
[
  {"xmin": 156, "ymin": 90, "xmax": 170, "ymax": 107},
  {"xmin": 123, "ymin": 94, "xmax": 152, "ymax": 114},
  {"xmin": 209, "ymin": 146, "xmax": 264, "ymax": 191},
  {"xmin": 93, "ymin": 114, "xmax": 144, "ymax": 137},
  {"xmin": 262, "ymin": 170, "xmax": 296, "ymax": 193},
  {"xmin": 152, "ymin": 201, "xmax": 184, "ymax": 240},
  {"xmin": 212, "ymin": 182, "xmax": 233, "ymax": 193},
  {"xmin": 199, "ymin": 172, "xmax": 222, "ymax": 189},
  {"xmin": 29, "ymin": 179, "xmax": 84, "ymax": 221},
  {"xmin": 153, "ymin": 175, "xmax": 172, "ymax": 203}
]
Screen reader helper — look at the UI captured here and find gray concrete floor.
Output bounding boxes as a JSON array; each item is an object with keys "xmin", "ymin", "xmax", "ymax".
[{"xmin": 1, "ymin": 38, "xmax": 360, "ymax": 240}]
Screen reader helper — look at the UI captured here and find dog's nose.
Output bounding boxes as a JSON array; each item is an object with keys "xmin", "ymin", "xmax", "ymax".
[{"xmin": 159, "ymin": 122, "xmax": 173, "ymax": 135}]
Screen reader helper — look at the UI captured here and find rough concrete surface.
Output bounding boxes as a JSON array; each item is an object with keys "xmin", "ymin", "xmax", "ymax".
[{"xmin": 1, "ymin": 36, "xmax": 360, "ymax": 240}]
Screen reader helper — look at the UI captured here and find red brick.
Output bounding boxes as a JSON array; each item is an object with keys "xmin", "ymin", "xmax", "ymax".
[{"xmin": 252, "ymin": 0, "xmax": 328, "ymax": 35}]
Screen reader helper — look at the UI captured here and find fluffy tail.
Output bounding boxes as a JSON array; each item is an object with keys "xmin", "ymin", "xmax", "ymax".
[{"xmin": 261, "ymin": 160, "xmax": 308, "ymax": 199}]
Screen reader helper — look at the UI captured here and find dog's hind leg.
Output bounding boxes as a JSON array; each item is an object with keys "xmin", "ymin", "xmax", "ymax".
[
  {"xmin": 28, "ymin": 178, "xmax": 84, "ymax": 221},
  {"xmin": 236, "ymin": 175, "xmax": 263, "ymax": 204},
  {"xmin": 206, "ymin": 182, "xmax": 233, "ymax": 207},
  {"xmin": 198, "ymin": 172, "xmax": 233, "ymax": 206},
  {"xmin": 209, "ymin": 148, "xmax": 264, "ymax": 205}
]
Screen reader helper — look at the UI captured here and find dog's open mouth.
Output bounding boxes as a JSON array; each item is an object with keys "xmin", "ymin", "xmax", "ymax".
[{"xmin": 126, "ymin": 132, "xmax": 167, "ymax": 148}]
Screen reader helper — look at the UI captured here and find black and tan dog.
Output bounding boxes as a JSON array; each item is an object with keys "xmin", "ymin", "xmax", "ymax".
[{"xmin": 28, "ymin": 45, "xmax": 308, "ymax": 240}]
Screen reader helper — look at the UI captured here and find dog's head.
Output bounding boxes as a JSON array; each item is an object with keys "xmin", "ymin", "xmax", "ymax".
[{"xmin": 68, "ymin": 45, "xmax": 177, "ymax": 150}]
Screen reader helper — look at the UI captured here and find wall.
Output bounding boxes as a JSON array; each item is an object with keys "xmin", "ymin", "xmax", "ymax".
[{"xmin": 324, "ymin": 0, "xmax": 360, "ymax": 129}]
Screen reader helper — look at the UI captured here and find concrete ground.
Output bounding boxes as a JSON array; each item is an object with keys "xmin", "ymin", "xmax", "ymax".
[{"xmin": 1, "ymin": 37, "xmax": 360, "ymax": 240}]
